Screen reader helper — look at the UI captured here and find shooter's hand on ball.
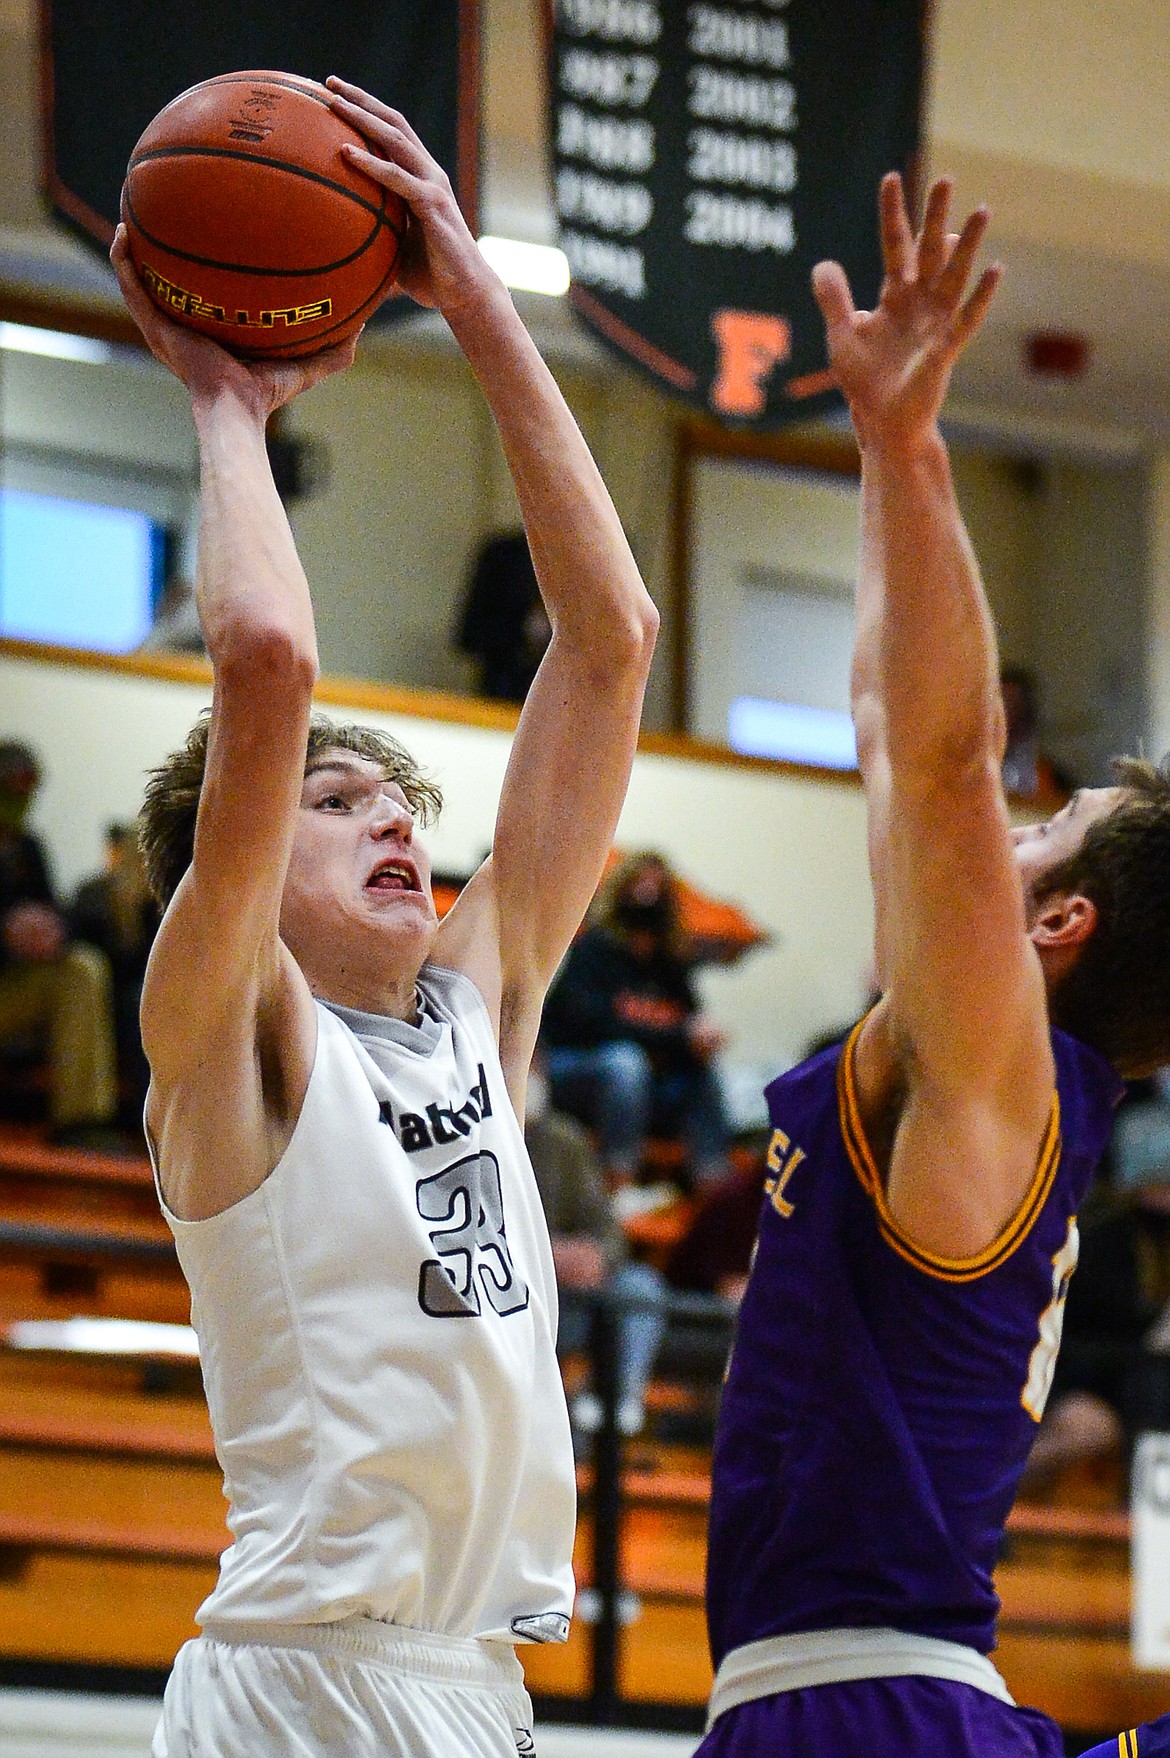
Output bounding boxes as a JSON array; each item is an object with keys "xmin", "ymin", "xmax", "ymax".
[
  {"xmin": 110, "ymin": 224, "xmax": 358, "ymax": 420},
  {"xmin": 790, "ymin": 174, "xmax": 1002, "ymax": 448},
  {"xmin": 327, "ymin": 78, "xmax": 499, "ymax": 323}
]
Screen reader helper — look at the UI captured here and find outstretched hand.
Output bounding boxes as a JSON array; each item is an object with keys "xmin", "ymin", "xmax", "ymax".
[
  {"xmin": 790, "ymin": 174, "xmax": 1002, "ymax": 445},
  {"xmin": 326, "ymin": 78, "xmax": 498, "ymax": 321},
  {"xmin": 109, "ymin": 226, "xmax": 359, "ymax": 421}
]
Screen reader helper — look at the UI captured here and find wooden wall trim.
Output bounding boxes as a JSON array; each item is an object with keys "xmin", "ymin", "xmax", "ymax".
[
  {"xmin": 679, "ymin": 415, "xmax": 861, "ymax": 478},
  {"xmin": 0, "ymin": 634, "xmax": 864, "ymax": 791},
  {"xmin": 0, "ymin": 287, "xmax": 142, "ymax": 349}
]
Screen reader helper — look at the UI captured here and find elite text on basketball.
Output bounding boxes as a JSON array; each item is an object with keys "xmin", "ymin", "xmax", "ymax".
[{"xmin": 141, "ymin": 265, "xmax": 332, "ymax": 330}]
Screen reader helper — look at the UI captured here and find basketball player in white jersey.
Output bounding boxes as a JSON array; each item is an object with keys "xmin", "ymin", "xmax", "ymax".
[{"xmin": 110, "ymin": 81, "xmax": 658, "ymax": 1758}]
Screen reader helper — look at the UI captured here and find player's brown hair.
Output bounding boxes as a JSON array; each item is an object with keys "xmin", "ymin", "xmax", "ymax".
[
  {"xmin": 139, "ymin": 711, "xmax": 442, "ymax": 908},
  {"xmin": 1038, "ymin": 756, "xmax": 1170, "ymax": 1076}
]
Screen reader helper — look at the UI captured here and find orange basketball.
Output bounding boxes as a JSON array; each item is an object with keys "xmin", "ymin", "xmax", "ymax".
[{"xmin": 121, "ymin": 71, "xmax": 406, "ymax": 360}]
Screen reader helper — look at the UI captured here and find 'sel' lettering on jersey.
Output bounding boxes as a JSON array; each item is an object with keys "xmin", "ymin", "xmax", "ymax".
[{"xmin": 763, "ymin": 1125, "xmax": 806, "ymax": 1218}]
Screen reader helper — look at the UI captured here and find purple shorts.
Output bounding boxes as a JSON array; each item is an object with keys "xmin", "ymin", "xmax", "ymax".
[
  {"xmin": 1079, "ymin": 1721, "xmax": 1170, "ymax": 1757},
  {"xmin": 695, "ymin": 1676, "xmax": 1067, "ymax": 1758}
]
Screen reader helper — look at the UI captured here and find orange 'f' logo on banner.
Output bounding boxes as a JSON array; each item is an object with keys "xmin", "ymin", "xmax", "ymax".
[{"xmin": 710, "ymin": 310, "xmax": 792, "ymax": 417}]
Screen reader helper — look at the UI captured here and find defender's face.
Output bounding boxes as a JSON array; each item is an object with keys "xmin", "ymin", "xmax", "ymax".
[
  {"xmin": 1012, "ymin": 786, "xmax": 1120, "ymax": 911},
  {"xmin": 279, "ymin": 750, "xmax": 438, "ymax": 973}
]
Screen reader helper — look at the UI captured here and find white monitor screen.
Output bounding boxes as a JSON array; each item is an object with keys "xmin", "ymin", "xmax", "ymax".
[
  {"xmin": 0, "ymin": 487, "xmax": 158, "ymax": 653},
  {"xmin": 729, "ymin": 697, "xmax": 858, "ymax": 768}
]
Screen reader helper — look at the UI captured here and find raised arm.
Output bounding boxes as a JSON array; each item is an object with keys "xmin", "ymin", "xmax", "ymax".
[
  {"xmin": 329, "ymin": 83, "xmax": 658, "ymax": 1093},
  {"xmin": 804, "ymin": 176, "xmax": 1054, "ymax": 1258},
  {"xmin": 112, "ymin": 236, "xmax": 357, "ymax": 1217}
]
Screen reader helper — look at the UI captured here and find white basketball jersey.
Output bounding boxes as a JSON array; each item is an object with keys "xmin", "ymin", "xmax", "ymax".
[{"xmin": 159, "ymin": 965, "xmax": 576, "ymax": 1643}]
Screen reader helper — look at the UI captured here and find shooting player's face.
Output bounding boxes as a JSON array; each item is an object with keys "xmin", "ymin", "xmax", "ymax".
[
  {"xmin": 279, "ymin": 751, "xmax": 438, "ymax": 983},
  {"xmin": 1012, "ymin": 787, "xmax": 1120, "ymax": 913}
]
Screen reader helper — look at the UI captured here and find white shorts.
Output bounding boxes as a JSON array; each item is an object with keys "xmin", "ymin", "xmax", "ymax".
[{"xmin": 151, "ymin": 1617, "xmax": 538, "ymax": 1758}]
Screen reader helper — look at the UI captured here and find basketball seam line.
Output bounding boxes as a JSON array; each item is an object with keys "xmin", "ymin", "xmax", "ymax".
[
  {"xmin": 128, "ymin": 144, "xmax": 407, "ymax": 233},
  {"xmin": 123, "ymin": 186, "xmax": 405, "ymax": 280},
  {"xmin": 225, "ymin": 254, "xmax": 404, "ymax": 358}
]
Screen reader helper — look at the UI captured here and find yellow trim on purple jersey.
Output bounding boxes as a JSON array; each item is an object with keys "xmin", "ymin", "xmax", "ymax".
[
  {"xmin": 837, "ymin": 1018, "xmax": 1063, "ymax": 1283},
  {"xmin": 1123, "ymin": 1731, "xmax": 1140, "ymax": 1758}
]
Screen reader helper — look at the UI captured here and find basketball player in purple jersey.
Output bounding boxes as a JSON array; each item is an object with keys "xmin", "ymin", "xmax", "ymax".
[{"xmin": 697, "ymin": 173, "xmax": 1170, "ymax": 1758}]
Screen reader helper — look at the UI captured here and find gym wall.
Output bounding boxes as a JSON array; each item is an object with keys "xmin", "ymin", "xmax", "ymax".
[{"xmin": 0, "ymin": 643, "xmax": 875, "ymax": 1091}]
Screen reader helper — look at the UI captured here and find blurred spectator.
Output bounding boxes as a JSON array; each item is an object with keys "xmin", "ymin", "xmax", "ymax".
[
  {"xmin": 69, "ymin": 823, "xmax": 161, "ymax": 1123},
  {"xmin": 664, "ymin": 1143, "xmax": 768, "ymax": 1306},
  {"xmin": 0, "ymin": 741, "xmax": 119, "ymax": 1146},
  {"xmin": 526, "ymin": 1055, "xmax": 667, "ymax": 1436},
  {"xmin": 541, "ymin": 851, "xmax": 731, "ymax": 1189},
  {"xmin": 456, "ymin": 531, "xmax": 551, "ymax": 703},
  {"xmin": 1000, "ymin": 664, "xmax": 1071, "ymax": 800}
]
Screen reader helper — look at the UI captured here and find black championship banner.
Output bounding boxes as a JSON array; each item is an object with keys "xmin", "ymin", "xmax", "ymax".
[
  {"xmin": 40, "ymin": 0, "xmax": 479, "ymax": 326},
  {"xmin": 549, "ymin": 0, "xmax": 924, "ymax": 423}
]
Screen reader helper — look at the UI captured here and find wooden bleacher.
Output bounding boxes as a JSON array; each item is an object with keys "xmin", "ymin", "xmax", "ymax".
[
  {"xmin": 0, "ymin": 1125, "xmax": 164, "ymax": 1241},
  {"xmin": 0, "ymin": 1343, "xmax": 218, "ymax": 1667},
  {"xmin": 0, "ymin": 1124, "xmax": 188, "ymax": 1327},
  {"xmin": 0, "ymin": 1124, "xmax": 208, "ymax": 1663},
  {"xmin": 0, "ymin": 1120, "xmax": 1167, "ymax": 1735}
]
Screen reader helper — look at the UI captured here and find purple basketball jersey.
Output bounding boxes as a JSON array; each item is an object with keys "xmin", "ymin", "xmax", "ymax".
[{"xmin": 706, "ymin": 1020, "xmax": 1121, "ymax": 1671}]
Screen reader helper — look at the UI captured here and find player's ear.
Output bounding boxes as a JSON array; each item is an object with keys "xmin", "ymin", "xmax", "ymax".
[{"xmin": 1029, "ymin": 891, "xmax": 1098, "ymax": 951}]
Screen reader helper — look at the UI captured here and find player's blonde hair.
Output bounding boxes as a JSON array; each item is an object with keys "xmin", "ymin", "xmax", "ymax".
[{"xmin": 139, "ymin": 710, "xmax": 442, "ymax": 907}]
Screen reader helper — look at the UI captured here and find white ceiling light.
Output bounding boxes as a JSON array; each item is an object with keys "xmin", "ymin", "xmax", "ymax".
[
  {"xmin": 477, "ymin": 236, "xmax": 570, "ymax": 297},
  {"xmin": 0, "ymin": 320, "xmax": 112, "ymax": 364}
]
